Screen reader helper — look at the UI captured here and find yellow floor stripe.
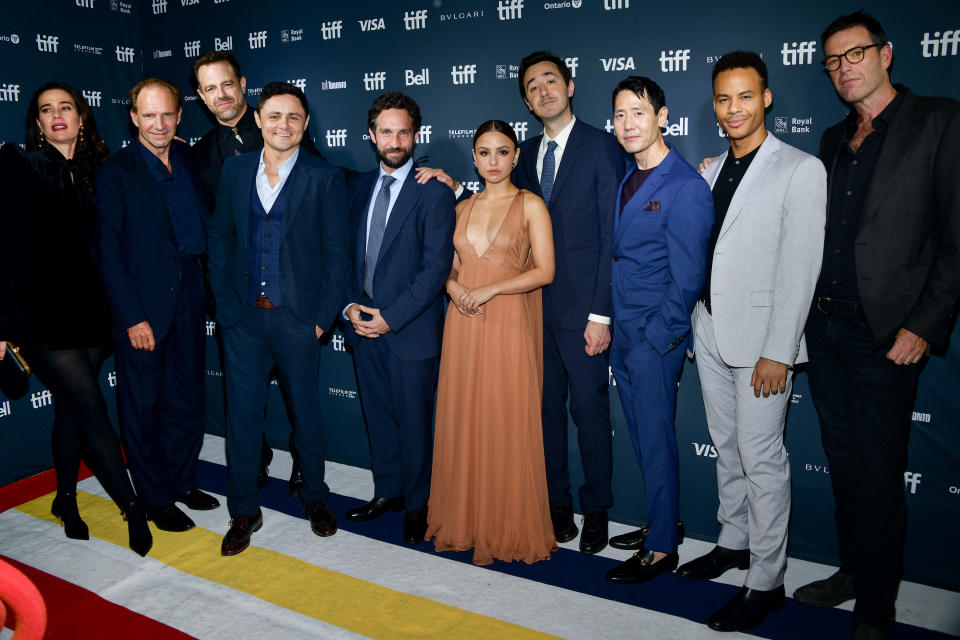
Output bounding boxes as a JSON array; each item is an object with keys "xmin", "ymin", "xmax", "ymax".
[{"xmin": 19, "ymin": 492, "xmax": 560, "ymax": 640}]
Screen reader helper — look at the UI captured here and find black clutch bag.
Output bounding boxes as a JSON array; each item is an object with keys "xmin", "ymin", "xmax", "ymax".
[{"xmin": 0, "ymin": 342, "xmax": 31, "ymax": 399}]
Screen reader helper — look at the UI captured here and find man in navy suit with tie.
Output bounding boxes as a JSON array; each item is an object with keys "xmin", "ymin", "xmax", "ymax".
[
  {"xmin": 603, "ymin": 76, "xmax": 713, "ymax": 584},
  {"xmin": 511, "ymin": 51, "xmax": 626, "ymax": 554},
  {"xmin": 343, "ymin": 92, "xmax": 456, "ymax": 544},
  {"xmin": 208, "ymin": 82, "xmax": 350, "ymax": 555}
]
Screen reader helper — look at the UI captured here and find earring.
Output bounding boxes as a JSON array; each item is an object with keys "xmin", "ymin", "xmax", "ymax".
[
  {"xmin": 38, "ymin": 129, "xmax": 45, "ymax": 147},
  {"xmin": 78, "ymin": 125, "xmax": 85, "ymax": 145}
]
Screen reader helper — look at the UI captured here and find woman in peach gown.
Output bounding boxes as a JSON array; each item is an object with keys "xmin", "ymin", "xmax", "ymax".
[{"xmin": 426, "ymin": 120, "xmax": 557, "ymax": 565}]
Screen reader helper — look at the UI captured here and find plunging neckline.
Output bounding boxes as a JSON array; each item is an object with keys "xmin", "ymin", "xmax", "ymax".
[{"xmin": 465, "ymin": 191, "xmax": 520, "ymax": 258}]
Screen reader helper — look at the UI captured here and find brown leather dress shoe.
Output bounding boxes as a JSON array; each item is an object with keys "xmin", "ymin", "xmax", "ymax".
[
  {"xmin": 305, "ymin": 501, "xmax": 337, "ymax": 537},
  {"xmin": 221, "ymin": 510, "xmax": 263, "ymax": 556}
]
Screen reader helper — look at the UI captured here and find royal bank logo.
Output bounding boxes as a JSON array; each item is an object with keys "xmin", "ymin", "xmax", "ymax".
[
  {"xmin": 600, "ymin": 56, "xmax": 634, "ymax": 71},
  {"xmin": 321, "ymin": 79, "xmax": 347, "ymax": 90},
  {"xmin": 115, "ymin": 45, "xmax": 135, "ymax": 63},
  {"xmin": 495, "ymin": 64, "xmax": 519, "ymax": 80},
  {"xmin": 152, "ymin": 0, "xmax": 167, "ymax": 13},
  {"xmin": 184, "ymin": 40, "xmax": 201, "ymax": 57},
  {"xmin": 692, "ymin": 442, "xmax": 718, "ymax": 458},
  {"xmin": 497, "ymin": 0, "xmax": 523, "ymax": 20},
  {"xmin": 30, "ymin": 390, "xmax": 54, "ymax": 409},
  {"xmin": 662, "ymin": 116, "xmax": 688, "ymax": 136},
  {"xmin": 109, "ymin": 0, "xmax": 132, "ymax": 13},
  {"xmin": 153, "ymin": 48, "xmax": 172, "ymax": 59},
  {"xmin": 904, "ymin": 471, "xmax": 922, "ymax": 494},
  {"xmin": 36, "ymin": 34, "xmax": 59, "ymax": 53},
  {"xmin": 0, "ymin": 400, "xmax": 10, "ymax": 418},
  {"xmin": 565, "ymin": 56, "xmax": 579, "ymax": 78},
  {"xmin": 214, "ymin": 36, "xmax": 233, "ymax": 51},
  {"xmin": 405, "ymin": 67, "xmax": 430, "ymax": 86},
  {"xmin": 248, "ymin": 30, "xmax": 268, "ymax": 49},
  {"xmin": 451, "ymin": 64, "xmax": 477, "ymax": 85},
  {"xmin": 781, "ymin": 41, "xmax": 817, "ymax": 65},
  {"xmin": 774, "ymin": 115, "xmax": 812, "ymax": 134},
  {"xmin": 76, "ymin": 0, "xmax": 94, "ymax": 7},
  {"xmin": 288, "ymin": 78, "xmax": 306, "ymax": 91},
  {"xmin": 325, "ymin": 129, "xmax": 347, "ymax": 147},
  {"xmin": 604, "ymin": 0, "xmax": 628, "ymax": 8},
  {"xmin": 359, "ymin": 17, "xmax": 385, "ymax": 31},
  {"xmin": 280, "ymin": 29, "xmax": 304, "ymax": 43},
  {"xmin": 363, "ymin": 71, "xmax": 386, "ymax": 91},
  {"xmin": 510, "ymin": 120, "xmax": 528, "ymax": 141},
  {"xmin": 205, "ymin": 320, "xmax": 216, "ymax": 336},
  {"xmin": 416, "ymin": 125, "xmax": 432, "ymax": 143},
  {"xmin": 82, "ymin": 90, "xmax": 102, "ymax": 107},
  {"xmin": 73, "ymin": 43, "xmax": 103, "ymax": 55},
  {"xmin": 921, "ymin": 30, "xmax": 960, "ymax": 57},
  {"xmin": 321, "ymin": 20, "xmax": 342, "ymax": 40},
  {"xmin": 660, "ymin": 49, "xmax": 690, "ymax": 72},
  {"xmin": 0, "ymin": 34, "xmax": 20, "ymax": 45},
  {"xmin": 404, "ymin": 9, "xmax": 428, "ymax": 30},
  {"xmin": 440, "ymin": 10, "xmax": 483, "ymax": 21}
]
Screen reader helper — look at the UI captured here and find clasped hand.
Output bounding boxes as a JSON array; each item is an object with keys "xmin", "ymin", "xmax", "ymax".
[
  {"xmin": 456, "ymin": 286, "xmax": 495, "ymax": 316},
  {"xmin": 347, "ymin": 304, "xmax": 391, "ymax": 338}
]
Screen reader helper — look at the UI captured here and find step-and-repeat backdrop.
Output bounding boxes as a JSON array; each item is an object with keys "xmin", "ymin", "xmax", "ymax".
[{"xmin": 1, "ymin": 0, "xmax": 958, "ymax": 590}]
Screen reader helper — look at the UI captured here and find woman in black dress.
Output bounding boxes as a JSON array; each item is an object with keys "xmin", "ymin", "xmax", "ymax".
[{"xmin": 0, "ymin": 82, "xmax": 151, "ymax": 556}]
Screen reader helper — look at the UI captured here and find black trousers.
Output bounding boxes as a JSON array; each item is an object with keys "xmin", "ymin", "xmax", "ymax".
[{"xmin": 805, "ymin": 303, "xmax": 919, "ymax": 626}]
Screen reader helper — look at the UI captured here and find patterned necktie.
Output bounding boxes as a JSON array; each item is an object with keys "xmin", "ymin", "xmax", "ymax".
[
  {"xmin": 540, "ymin": 140, "xmax": 558, "ymax": 204},
  {"xmin": 363, "ymin": 174, "xmax": 396, "ymax": 298}
]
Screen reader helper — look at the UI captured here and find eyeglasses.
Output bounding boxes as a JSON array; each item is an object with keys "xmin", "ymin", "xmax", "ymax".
[{"xmin": 821, "ymin": 43, "xmax": 883, "ymax": 71}]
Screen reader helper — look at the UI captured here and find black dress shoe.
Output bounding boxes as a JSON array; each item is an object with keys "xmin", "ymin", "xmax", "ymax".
[
  {"xmin": 580, "ymin": 510, "xmax": 608, "ymax": 554},
  {"xmin": 793, "ymin": 571, "xmax": 856, "ymax": 607},
  {"xmin": 121, "ymin": 499, "xmax": 153, "ymax": 557},
  {"xmin": 549, "ymin": 503, "xmax": 578, "ymax": 543},
  {"xmin": 346, "ymin": 496, "xmax": 405, "ymax": 522},
  {"xmin": 707, "ymin": 585, "xmax": 785, "ymax": 631},
  {"xmin": 677, "ymin": 545, "xmax": 750, "ymax": 580},
  {"xmin": 146, "ymin": 504, "xmax": 195, "ymax": 532},
  {"xmin": 610, "ymin": 522, "xmax": 686, "ymax": 550},
  {"xmin": 605, "ymin": 549, "xmax": 679, "ymax": 584},
  {"xmin": 403, "ymin": 507, "xmax": 428, "ymax": 544},
  {"xmin": 305, "ymin": 501, "xmax": 337, "ymax": 537},
  {"xmin": 288, "ymin": 463, "xmax": 304, "ymax": 498},
  {"xmin": 174, "ymin": 489, "xmax": 221, "ymax": 511},
  {"xmin": 221, "ymin": 510, "xmax": 263, "ymax": 556},
  {"xmin": 51, "ymin": 492, "xmax": 89, "ymax": 540},
  {"xmin": 258, "ymin": 440, "xmax": 273, "ymax": 489},
  {"xmin": 256, "ymin": 469, "xmax": 270, "ymax": 490}
]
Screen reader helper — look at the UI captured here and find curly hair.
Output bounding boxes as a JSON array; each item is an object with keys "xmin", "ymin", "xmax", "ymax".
[{"xmin": 367, "ymin": 92, "xmax": 421, "ymax": 134}]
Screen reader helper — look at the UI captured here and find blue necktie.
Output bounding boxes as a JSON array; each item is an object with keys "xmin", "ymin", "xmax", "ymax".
[
  {"xmin": 363, "ymin": 174, "xmax": 395, "ymax": 298},
  {"xmin": 540, "ymin": 140, "xmax": 558, "ymax": 204}
]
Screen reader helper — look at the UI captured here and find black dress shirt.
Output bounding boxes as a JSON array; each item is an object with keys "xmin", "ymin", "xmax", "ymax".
[{"xmin": 138, "ymin": 141, "xmax": 206, "ymax": 257}]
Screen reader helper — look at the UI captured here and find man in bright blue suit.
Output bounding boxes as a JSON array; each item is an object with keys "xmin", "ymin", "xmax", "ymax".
[
  {"xmin": 603, "ymin": 76, "xmax": 714, "ymax": 584},
  {"xmin": 342, "ymin": 92, "xmax": 456, "ymax": 545},
  {"xmin": 208, "ymin": 82, "xmax": 350, "ymax": 555},
  {"xmin": 511, "ymin": 51, "xmax": 626, "ymax": 554}
]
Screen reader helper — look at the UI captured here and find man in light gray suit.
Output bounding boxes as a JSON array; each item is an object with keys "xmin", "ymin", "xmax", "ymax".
[{"xmin": 679, "ymin": 52, "xmax": 825, "ymax": 632}]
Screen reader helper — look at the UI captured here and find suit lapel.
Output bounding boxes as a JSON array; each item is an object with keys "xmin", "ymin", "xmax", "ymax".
[
  {"xmin": 549, "ymin": 120, "xmax": 584, "ymax": 207},
  {"xmin": 613, "ymin": 151, "xmax": 675, "ymax": 247},
  {"xmin": 352, "ymin": 171, "xmax": 377, "ymax": 291},
  {"xmin": 718, "ymin": 135, "xmax": 779, "ymax": 241},
  {"xmin": 520, "ymin": 136, "xmax": 543, "ymax": 198},
  {"xmin": 126, "ymin": 147, "xmax": 176, "ymax": 244},
  {"xmin": 234, "ymin": 153, "xmax": 258, "ymax": 245},
  {"xmin": 377, "ymin": 171, "xmax": 418, "ymax": 260},
  {"xmin": 281, "ymin": 155, "xmax": 310, "ymax": 241}
]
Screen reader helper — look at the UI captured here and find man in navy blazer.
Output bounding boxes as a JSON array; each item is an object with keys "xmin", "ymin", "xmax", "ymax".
[
  {"xmin": 95, "ymin": 78, "xmax": 219, "ymax": 533},
  {"xmin": 207, "ymin": 82, "xmax": 349, "ymax": 555},
  {"xmin": 511, "ymin": 51, "xmax": 626, "ymax": 554},
  {"xmin": 342, "ymin": 92, "xmax": 455, "ymax": 544},
  {"xmin": 603, "ymin": 76, "xmax": 713, "ymax": 584}
]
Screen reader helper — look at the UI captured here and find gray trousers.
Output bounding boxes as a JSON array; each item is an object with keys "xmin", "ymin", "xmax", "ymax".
[{"xmin": 693, "ymin": 302, "xmax": 792, "ymax": 591}]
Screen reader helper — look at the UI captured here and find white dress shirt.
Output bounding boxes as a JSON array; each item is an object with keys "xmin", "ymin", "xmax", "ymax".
[{"xmin": 255, "ymin": 147, "xmax": 299, "ymax": 212}]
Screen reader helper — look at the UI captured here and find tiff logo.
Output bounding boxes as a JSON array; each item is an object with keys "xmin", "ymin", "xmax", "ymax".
[
  {"xmin": 107, "ymin": 371, "xmax": 117, "ymax": 387},
  {"xmin": 76, "ymin": 0, "xmax": 94, "ymax": 7},
  {"xmin": 451, "ymin": 64, "xmax": 477, "ymax": 85},
  {"xmin": 416, "ymin": 125, "xmax": 432, "ymax": 143},
  {"xmin": 215, "ymin": 36, "xmax": 233, "ymax": 51},
  {"xmin": 152, "ymin": 0, "xmax": 167, "ymax": 13},
  {"xmin": 325, "ymin": 129, "xmax": 347, "ymax": 147},
  {"xmin": 321, "ymin": 20, "xmax": 342, "ymax": 40},
  {"xmin": 404, "ymin": 9, "xmax": 428, "ymax": 30},
  {"xmin": 248, "ymin": 30, "xmax": 267, "ymax": 49},
  {"xmin": 604, "ymin": 119, "xmax": 614, "ymax": 133},
  {"xmin": 115, "ymin": 46, "xmax": 135, "ymax": 63},
  {"xmin": 82, "ymin": 90, "xmax": 102, "ymax": 107},
  {"xmin": 0, "ymin": 84, "xmax": 21, "ymax": 102},
  {"xmin": 288, "ymin": 78, "xmax": 306, "ymax": 91},
  {"xmin": 565, "ymin": 56, "xmax": 579, "ymax": 78},
  {"xmin": 405, "ymin": 67, "xmax": 430, "ymax": 85},
  {"xmin": 604, "ymin": 0, "xmax": 628, "ymax": 8},
  {"xmin": 781, "ymin": 41, "xmax": 816, "ymax": 65},
  {"xmin": 36, "ymin": 34, "xmax": 59, "ymax": 53},
  {"xmin": 331, "ymin": 332, "xmax": 345, "ymax": 352},
  {"xmin": 30, "ymin": 390, "xmax": 53, "ymax": 409},
  {"xmin": 660, "ymin": 48, "xmax": 690, "ymax": 72},
  {"xmin": 363, "ymin": 71, "xmax": 386, "ymax": 91},
  {"xmin": 497, "ymin": 0, "xmax": 523, "ymax": 20},
  {"xmin": 205, "ymin": 321, "xmax": 216, "ymax": 336},
  {"xmin": 510, "ymin": 121, "xmax": 528, "ymax": 141},
  {"xmin": 0, "ymin": 400, "xmax": 10, "ymax": 418},
  {"xmin": 184, "ymin": 40, "xmax": 201, "ymax": 57},
  {"xmin": 921, "ymin": 30, "xmax": 960, "ymax": 57},
  {"xmin": 904, "ymin": 471, "xmax": 922, "ymax": 494},
  {"xmin": 463, "ymin": 181, "xmax": 481, "ymax": 193}
]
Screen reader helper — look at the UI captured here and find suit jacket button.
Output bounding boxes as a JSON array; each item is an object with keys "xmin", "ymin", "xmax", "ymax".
[
  {"xmin": 613, "ymin": 256, "xmax": 619, "ymax": 262},
  {"xmin": 169, "ymin": 285, "xmax": 175, "ymax": 291}
]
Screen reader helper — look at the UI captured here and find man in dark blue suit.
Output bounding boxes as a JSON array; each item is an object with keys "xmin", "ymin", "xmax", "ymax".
[
  {"xmin": 95, "ymin": 78, "xmax": 220, "ymax": 533},
  {"xmin": 511, "ymin": 51, "xmax": 626, "ymax": 554},
  {"xmin": 207, "ymin": 82, "xmax": 349, "ymax": 555},
  {"xmin": 343, "ymin": 92, "xmax": 456, "ymax": 544},
  {"xmin": 603, "ymin": 76, "xmax": 713, "ymax": 584}
]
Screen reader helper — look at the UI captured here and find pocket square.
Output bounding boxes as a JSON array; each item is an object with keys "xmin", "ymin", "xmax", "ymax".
[{"xmin": 643, "ymin": 200, "xmax": 661, "ymax": 211}]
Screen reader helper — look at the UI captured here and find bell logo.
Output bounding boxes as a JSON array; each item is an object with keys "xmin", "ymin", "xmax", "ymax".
[
  {"xmin": 183, "ymin": 40, "xmax": 201, "ymax": 57},
  {"xmin": 0, "ymin": 400, "xmax": 10, "ymax": 418},
  {"xmin": 781, "ymin": 41, "xmax": 816, "ymax": 65},
  {"xmin": 921, "ymin": 30, "xmax": 960, "ymax": 57},
  {"xmin": 151, "ymin": 0, "xmax": 167, "ymax": 13},
  {"xmin": 404, "ymin": 9, "xmax": 428, "ymax": 31},
  {"xmin": 659, "ymin": 49, "xmax": 690, "ymax": 72},
  {"xmin": 248, "ymin": 30, "xmax": 268, "ymax": 49},
  {"xmin": 510, "ymin": 121, "xmax": 528, "ymax": 141},
  {"xmin": 904, "ymin": 471, "xmax": 922, "ymax": 494},
  {"xmin": 82, "ymin": 90, "xmax": 102, "ymax": 107},
  {"xmin": 321, "ymin": 20, "xmax": 342, "ymax": 40},
  {"xmin": 359, "ymin": 18, "xmax": 385, "ymax": 31},
  {"xmin": 451, "ymin": 64, "xmax": 477, "ymax": 85},
  {"xmin": 604, "ymin": 0, "xmax": 628, "ymax": 8},
  {"xmin": 0, "ymin": 84, "xmax": 22, "ymax": 102},
  {"xmin": 565, "ymin": 56, "xmax": 579, "ymax": 78},
  {"xmin": 115, "ymin": 45, "xmax": 135, "ymax": 63},
  {"xmin": 405, "ymin": 68, "xmax": 430, "ymax": 86},
  {"xmin": 363, "ymin": 71, "xmax": 386, "ymax": 91},
  {"xmin": 662, "ymin": 117, "xmax": 688, "ymax": 136},
  {"xmin": 325, "ymin": 129, "xmax": 347, "ymax": 147},
  {"xmin": 497, "ymin": 0, "xmax": 523, "ymax": 20},
  {"xmin": 36, "ymin": 34, "xmax": 59, "ymax": 53},
  {"xmin": 215, "ymin": 36, "xmax": 233, "ymax": 51},
  {"xmin": 288, "ymin": 78, "xmax": 306, "ymax": 91},
  {"xmin": 600, "ymin": 57, "xmax": 635, "ymax": 71},
  {"xmin": 416, "ymin": 125, "xmax": 432, "ymax": 144}
]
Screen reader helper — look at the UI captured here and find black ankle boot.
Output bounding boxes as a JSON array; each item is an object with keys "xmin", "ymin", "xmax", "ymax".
[
  {"xmin": 51, "ymin": 491, "xmax": 89, "ymax": 540},
  {"xmin": 121, "ymin": 499, "xmax": 153, "ymax": 557}
]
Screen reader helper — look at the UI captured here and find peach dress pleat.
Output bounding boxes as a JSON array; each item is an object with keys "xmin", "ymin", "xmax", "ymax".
[{"xmin": 426, "ymin": 190, "xmax": 557, "ymax": 565}]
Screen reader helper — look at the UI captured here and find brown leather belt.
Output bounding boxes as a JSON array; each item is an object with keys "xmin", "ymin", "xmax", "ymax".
[{"xmin": 253, "ymin": 295, "xmax": 276, "ymax": 310}]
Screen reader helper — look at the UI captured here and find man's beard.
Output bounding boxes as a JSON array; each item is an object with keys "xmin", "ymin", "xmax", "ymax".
[{"xmin": 377, "ymin": 144, "xmax": 415, "ymax": 169}]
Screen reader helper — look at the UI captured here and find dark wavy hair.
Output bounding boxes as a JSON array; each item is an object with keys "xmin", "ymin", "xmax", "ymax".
[
  {"xmin": 367, "ymin": 92, "xmax": 422, "ymax": 134},
  {"xmin": 25, "ymin": 81, "xmax": 110, "ymax": 195},
  {"xmin": 473, "ymin": 120, "xmax": 519, "ymax": 149}
]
